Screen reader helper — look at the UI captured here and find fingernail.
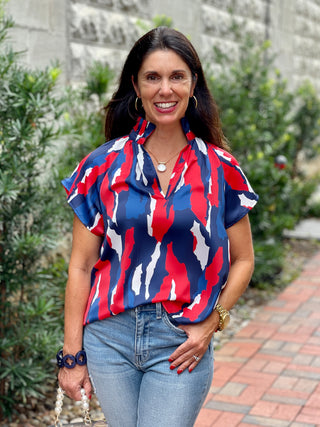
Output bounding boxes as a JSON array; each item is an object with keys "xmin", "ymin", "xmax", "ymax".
[
  {"xmin": 89, "ymin": 395, "xmax": 92, "ymax": 400},
  {"xmin": 189, "ymin": 367, "xmax": 193, "ymax": 373},
  {"xmin": 168, "ymin": 358, "xmax": 173, "ymax": 362},
  {"xmin": 177, "ymin": 369, "xmax": 183, "ymax": 375},
  {"xmin": 170, "ymin": 365, "xmax": 175, "ymax": 370}
]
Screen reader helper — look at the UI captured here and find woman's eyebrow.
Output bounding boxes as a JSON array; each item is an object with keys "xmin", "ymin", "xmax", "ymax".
[{"xmin": 142, "ymin": 69, "xmax": 188, "ymax": 75}]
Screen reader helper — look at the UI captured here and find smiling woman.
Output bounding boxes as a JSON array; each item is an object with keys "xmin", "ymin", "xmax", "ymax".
[
  {"xmin": 104, "ymin": 27, "xmax": 227, "ymax": 149},
  {"xmin": 131, "ymin": 49, "xmax": 197, "ymax": 188},
  {"xmin": 132, "ymin": 49, "xmax": 196, "ymax": 128},
  {"xmin": 58, "ymin": 26, "xmax": 259, "ymax": 427}
]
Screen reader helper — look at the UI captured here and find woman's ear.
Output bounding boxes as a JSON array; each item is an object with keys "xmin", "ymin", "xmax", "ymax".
[
  {"xmin": 131, "ymin": 76, "xmax": 140, "ymax": 97},
  {"xmin": 191, "ymin": 73, "xmax": 198, "ymax": 97}
]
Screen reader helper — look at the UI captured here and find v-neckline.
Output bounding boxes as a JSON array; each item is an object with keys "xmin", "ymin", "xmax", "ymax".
[
  {"xmin": 132, "ymin": 117, "xmax": 195, "ymax": 199},
  {"xmin": 144, "ymin": 144, "xmax": 190, "ymax": 198}
]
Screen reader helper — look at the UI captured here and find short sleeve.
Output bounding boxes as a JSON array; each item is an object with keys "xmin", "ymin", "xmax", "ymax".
[
  {"xmin": 216, "ymin": 149, "xmax": 259, "ymax": 228},
  {"xmin": 62, "ymin": 153, "xmax": 105, "ymax": 236}
]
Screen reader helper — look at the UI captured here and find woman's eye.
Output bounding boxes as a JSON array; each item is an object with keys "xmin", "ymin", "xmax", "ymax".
[
  {"xmin": 172, "ymin": 74, "xmax": 184, "ymax": 80},
  {"xmin": 146, "ymin": 75, "xmax": 158, "ymax": 81}
]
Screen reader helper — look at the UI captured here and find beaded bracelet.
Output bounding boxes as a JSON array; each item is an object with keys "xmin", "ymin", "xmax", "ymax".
[{"xmin": 56, "ymin": 349, "xmax": 87, "ymax": 369}]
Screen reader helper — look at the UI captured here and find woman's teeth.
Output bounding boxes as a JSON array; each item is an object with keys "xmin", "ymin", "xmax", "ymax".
[{"xmin": 155, "ymin": 102, "xmax": 177, "ymax": 108}]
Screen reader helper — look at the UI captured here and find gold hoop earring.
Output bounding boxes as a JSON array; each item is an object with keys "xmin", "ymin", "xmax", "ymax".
[
  {"xmin": 135, "ymin": 97, "xmax": 140, "ymax": 111},
  {"xmin": 192, "ymin": 95, "xmax": 198, "ymax": 109}
]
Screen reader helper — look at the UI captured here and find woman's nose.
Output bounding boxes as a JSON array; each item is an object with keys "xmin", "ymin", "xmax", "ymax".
[{"xmin": 159, "ymin": 78, "xmax": 172, "ymax": 95}]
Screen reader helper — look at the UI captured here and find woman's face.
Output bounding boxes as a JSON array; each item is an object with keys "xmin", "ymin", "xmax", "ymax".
[{"xmin": 132, "ymin": 49, "xmax": 196, "ymax": 129}]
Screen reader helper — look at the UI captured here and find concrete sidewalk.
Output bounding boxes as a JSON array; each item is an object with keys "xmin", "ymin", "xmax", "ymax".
[{"xmin": 195, "ymin": 248, "xmax": 320, "ymax": 427}]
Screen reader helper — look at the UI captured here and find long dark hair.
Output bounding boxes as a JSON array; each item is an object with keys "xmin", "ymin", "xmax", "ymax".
[{"xmin": 105, "ymin": 27, "xmax": 228, "ymax": 150}]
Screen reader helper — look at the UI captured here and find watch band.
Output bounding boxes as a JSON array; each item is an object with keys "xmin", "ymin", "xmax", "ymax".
[{"xmin": 215, "ymin": 303, "xmax": 230, "ymax": 331}]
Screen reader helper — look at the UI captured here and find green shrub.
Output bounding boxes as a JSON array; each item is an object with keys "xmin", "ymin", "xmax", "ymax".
[
  {"xmin": 56, "ymin": 61, "xmax": 114, "ymax": 232},
  {"xmin": 206, "ymin": 33, "xmax": 320, "ymax": 287},
  {"xmin": 85, "ymin": 60, "xmax": 114, "ymax": 103},
  {"xmin": 0, "ymin": 11, "xmax": 66, "ymax": 418}
]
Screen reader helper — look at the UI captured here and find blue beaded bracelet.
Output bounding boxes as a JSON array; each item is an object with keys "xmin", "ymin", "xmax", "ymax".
[{"xmin": 56, "ymin": 349, "xmax": 87, "ymax": 369}]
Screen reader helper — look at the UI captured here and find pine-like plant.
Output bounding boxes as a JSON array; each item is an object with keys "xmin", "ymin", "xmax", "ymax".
[{"xmin": 0, "ymin": 9, "xmax": 66, "ymax": 418}]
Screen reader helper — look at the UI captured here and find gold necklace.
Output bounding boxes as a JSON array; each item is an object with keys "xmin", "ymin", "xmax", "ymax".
[{"xmin": 146, "ymin": 147, "xmax": 184, "ymax": 172}]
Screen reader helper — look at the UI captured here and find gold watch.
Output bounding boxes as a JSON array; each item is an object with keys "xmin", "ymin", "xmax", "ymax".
[{"xmin": 214, "ymin": 303, "xmax": 230, "ymax": 331}]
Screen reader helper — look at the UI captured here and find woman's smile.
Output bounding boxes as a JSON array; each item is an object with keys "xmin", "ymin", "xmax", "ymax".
[{"xmin": 154, "ymin": 101, "xmax": 178, "ymax": 113}]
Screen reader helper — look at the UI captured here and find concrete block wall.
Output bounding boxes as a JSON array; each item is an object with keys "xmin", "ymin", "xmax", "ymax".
[
  {"xmin": 5, "ymin": 0, "xmax": 69, "ymax": 83},
  {"xmin": 4, "ymin": 0, "xmax": 320, "ymax": 92},
  {"xmin": 199, "ymin": 0, "xmax": 267, "ymax": 75},
  {"xmin": 68, "ymin": 0, "xmax": 147, "ymax": 82},
  {"xmin": 292, "ymin": 0, "xmax": 320, "ymax": 91}
]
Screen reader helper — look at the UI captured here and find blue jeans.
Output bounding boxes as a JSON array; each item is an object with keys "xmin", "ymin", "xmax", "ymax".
[{"xmin": 83, "ymin": 303, "xmax": 214, "ymax": 427}]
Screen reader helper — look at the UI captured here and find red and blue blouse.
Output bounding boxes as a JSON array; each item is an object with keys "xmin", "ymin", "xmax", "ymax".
[{"xmin": 62, "ymin": 117, "xmax": 258, "ymax": 325}]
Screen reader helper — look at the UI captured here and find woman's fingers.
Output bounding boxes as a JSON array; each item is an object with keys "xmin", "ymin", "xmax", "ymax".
[
  {"xmin": 171, "ymin": 351, "xmax": 203, "ymax": 374},
  {"xmin": 168, "ymin": 310, "xmax": 218, "ymax": 373},
  {"xmin": 169, "ymin": 340, "xmax": 206, "ymax": 373},
  {"xmin": 168, "ymin": 320, "xmax": 216, "ymax": 373},
  {"xmin": 58, "ymin": 366, "xmax": 91, "ymax": 400}
]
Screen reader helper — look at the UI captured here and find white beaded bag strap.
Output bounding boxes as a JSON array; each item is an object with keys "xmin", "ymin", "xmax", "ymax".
[{"xmin": 54, "ymin": 387, "xmax": 91, "ymax": 426}]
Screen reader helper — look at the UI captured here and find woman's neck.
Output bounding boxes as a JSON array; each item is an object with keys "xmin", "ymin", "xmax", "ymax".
[{"xmin": 144, "ymin": 122, "xmax": 187, "ymax": 156}]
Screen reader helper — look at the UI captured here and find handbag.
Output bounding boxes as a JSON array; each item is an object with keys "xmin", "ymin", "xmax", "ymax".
[{"xmin": 53, "ymin": 386, "xmax": 107, "ymax": 426}]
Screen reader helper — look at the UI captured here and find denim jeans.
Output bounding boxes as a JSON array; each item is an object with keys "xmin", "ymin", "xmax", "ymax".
[{"xmin": 83, "ymin": 303, "xmax": 214, "ymax": 427}]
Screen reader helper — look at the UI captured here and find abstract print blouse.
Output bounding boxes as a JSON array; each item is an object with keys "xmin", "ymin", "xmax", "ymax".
[{"xmin": 62, "ymin": 117, "xmax": 258, "ymax": 325}]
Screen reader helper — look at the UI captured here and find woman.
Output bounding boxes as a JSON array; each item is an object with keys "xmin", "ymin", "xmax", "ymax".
[{"xmin": 58, "ymin": 27, "xmax": 258, "ymax": 426}]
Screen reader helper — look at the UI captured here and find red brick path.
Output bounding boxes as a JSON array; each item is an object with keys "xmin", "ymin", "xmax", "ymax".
[{"xmin": 195, "ymin": 250, "xmax": 320, "ymax": 427}]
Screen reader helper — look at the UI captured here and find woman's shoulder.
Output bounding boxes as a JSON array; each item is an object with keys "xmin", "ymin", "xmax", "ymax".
[
  {"xmin": 206, "ymin": 143, "xmax": 240, "ymax": 167},
  {"xmin": 62, "ymin": 134, "xmax": 131, "ymax": 193},
  {"xmin": 82, "ymin": 134, "xmax": 131, "ymax": 167}
]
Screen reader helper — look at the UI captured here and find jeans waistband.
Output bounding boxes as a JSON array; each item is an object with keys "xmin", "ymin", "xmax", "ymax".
[{"xmin": 135, "ymin": 303, "xmax": 163, "ymax": 319}]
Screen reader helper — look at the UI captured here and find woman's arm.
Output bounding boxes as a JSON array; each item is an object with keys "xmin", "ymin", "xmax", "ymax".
[
  {"xmin": 168, "ymin": 214, "xmax": 255, "ymax": 373},
  {"xmin": 58, "ymin": 215, "xmax": 102, "ymax": 400},
  {"xmin": 215, "ymin": 213, "xmax": 255, "ymax": 311}
]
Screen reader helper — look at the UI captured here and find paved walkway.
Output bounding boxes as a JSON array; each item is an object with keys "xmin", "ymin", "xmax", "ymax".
[{"xmin": 195, "ymin": 248, "xmax": 320, "ymax": 427}]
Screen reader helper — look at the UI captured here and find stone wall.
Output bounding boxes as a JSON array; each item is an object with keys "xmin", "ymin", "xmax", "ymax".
[
  {"xmin": 291, "ymin": 0, "xmax": 320, "ymax": 90},
  {"xmin": 4, "ymin": 0, "xmax": 320, "ymax": 92},
  {"xmin": 5, "ymin": 0, "xmax": 69, "ymax": 82},
  {"xmin": 199, "ymin": 0, "xmax": 268, "ymax": 75},
  {"xmin": 68, "ymin": 0, "xmax": 146, "ymax": 82}
]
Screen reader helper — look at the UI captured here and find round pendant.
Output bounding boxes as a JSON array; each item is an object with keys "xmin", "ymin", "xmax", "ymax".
[{"xmin": 157, "ymin": 163, "xmax": 167, "ymax": 172}]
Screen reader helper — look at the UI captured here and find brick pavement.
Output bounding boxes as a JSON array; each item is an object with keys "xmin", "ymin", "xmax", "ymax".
[{"xmin": 195, "ymin": 250, "xmax": 320, "ymax": 427}]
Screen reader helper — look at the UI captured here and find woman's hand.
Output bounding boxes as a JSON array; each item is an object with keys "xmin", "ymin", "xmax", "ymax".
[
  {"xmin": 168, "ymin": 310, "xmax": 219, "ymax": 374},
  {"xmin": 58, "ymin": 365, "xmax": 92, "ymax": 401},
  {"xmin": 168, "ymin": 215, "xmax": 255, "ymax": 375}
]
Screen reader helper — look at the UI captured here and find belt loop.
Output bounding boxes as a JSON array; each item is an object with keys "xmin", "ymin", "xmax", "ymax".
[{"xmin": 156, "ymin": 302, "xmax": 162, "ymax": 319}]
